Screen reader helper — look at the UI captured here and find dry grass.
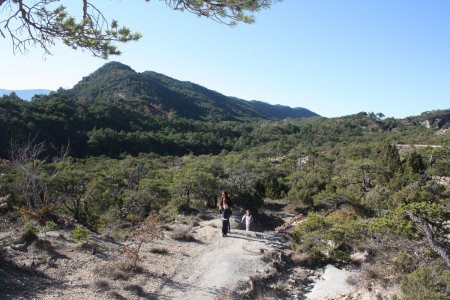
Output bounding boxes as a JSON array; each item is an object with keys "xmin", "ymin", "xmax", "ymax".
[
  {"xmin": 93, "ymin": 280, "xmax": 109, "ymax": 291},
  {"xmin": 361, "ymin": 264, "xmax": 380, "ymax": 281},
  {"xmin": 170, "ymin": 226, "xmax": 196, "ymax": 242},
  {"xmin": 78, "ymin": 241, "xmax": 102, "ymax": 255},
  {"xmin": 291, "ymin": 253, "xmax": 314, "ymax": 267},
  {"xmin": 117, "ymin": 261, "xmax": 146, "ymax": 274},
  {"xmin": 94, "ymin": 264, "xmax": 129, "ymax": 280}
]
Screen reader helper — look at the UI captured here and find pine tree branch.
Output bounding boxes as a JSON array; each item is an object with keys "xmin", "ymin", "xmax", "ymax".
[{"xmin": 407, "ymin": 212, "xmax": 450, "ymax": 268}]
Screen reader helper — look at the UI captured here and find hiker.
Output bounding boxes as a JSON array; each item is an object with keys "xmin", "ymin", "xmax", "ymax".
[
  {"xmin": 221, "ymin": 203, "xmax": 232, "ymax": 237},
  {"xmin": 218, "ymin": 191, "xmax": 232, "ymax": 211},
  {"xmin": 241, "ymin": 209, "xmax": 253, "ymax": 231}
]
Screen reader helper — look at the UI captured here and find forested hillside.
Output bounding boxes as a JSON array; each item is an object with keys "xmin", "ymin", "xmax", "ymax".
[
  {"xmin": 0, "ymin": 64, "xmax": 449, "ymax": 298},
  {"xmin": 0, "ymin": 62, "xmax": 318, "ymax": 158}
]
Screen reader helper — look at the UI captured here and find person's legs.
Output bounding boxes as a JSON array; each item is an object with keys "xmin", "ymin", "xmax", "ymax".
[
  {"xmin": 222, "ymin": 219, "xmax": 229, "ymax": 236},
  {"xmin": 228, "ymin": 209, "xmax": 232, "ymax": 233},
  {"xmin": 246, "ymin": 221, "xmax": 250, "ymax": 231}
]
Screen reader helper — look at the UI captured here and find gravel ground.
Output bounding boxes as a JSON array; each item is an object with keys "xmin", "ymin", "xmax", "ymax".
[
  {"xmin": 159, "ymin": 222, "xmax": 270, "ymax": 299},
  {"xmin": 0, "ymin": 214, "xmax": 273, "ymax": 300}
]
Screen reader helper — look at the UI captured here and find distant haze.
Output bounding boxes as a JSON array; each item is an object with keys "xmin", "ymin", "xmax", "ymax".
[{"xmin": 0, "ymin": 89, "xmax": 52, "ymax": 100}]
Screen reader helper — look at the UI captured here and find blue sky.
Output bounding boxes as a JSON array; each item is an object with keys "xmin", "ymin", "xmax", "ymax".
[{"xmin": 1, "ymin": 0, "xmax": 449, "ymax": 118}]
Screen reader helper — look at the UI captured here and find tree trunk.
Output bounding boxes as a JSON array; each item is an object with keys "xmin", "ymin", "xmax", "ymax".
[{"xmin": 407, "ymin": 212, "xmax": 450, "ymax": 268}]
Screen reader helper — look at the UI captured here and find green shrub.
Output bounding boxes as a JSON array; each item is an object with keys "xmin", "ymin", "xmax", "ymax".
[
  {"xmin": 71, "ymin": 225, "xmax": 91, "ymax": 242},
  {"xmin": 393, "ymin": 251, "xmax": 416, "ymax": 274},
  {"xmin": 41, "ymin": 220, "xmax": 57, "ymax": 232},
  {"xmin": 156, "ymin": 205, "xmax": 178, "ymax": 223},
  {"xmin": 291, "ymin": 210, "xmax": 369, "ymax": 266},
  {"xmin": 20, "ymin": 224, "xmax": 39, "ymax": 244},
  {"xmin": 292, "ymin": 212, "xmax": 328, "ymax": 238},
  {"xmin": 326, "ymin": 206, "xmax": 358, "ymax": 224},
  {"xmin": 401, "ymin": 264, "xmax": 450, "ymax": 300}
]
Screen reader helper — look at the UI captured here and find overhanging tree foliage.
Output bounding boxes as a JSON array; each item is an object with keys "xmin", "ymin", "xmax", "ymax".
[{"xmin": 0, "ymin": 0, "xmax": 281, "ymax": 58}]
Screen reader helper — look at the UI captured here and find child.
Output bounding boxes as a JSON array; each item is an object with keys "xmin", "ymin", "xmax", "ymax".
[
  {"xmin": 221, "ymin": 204, "xmax": 232, "ymax": 237},
  {"xmin": 241, "ymin": 209, "xmax": 253, "ymax": 231}
]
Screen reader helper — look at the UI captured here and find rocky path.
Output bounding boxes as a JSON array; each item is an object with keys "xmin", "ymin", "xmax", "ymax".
[
  {"xmin": 1, "ymin": 213, "xmax": 281, "ymax": 300},
  {"xmin": 159, "ymin": 224, "xmax": 271, "ymax": 299}
]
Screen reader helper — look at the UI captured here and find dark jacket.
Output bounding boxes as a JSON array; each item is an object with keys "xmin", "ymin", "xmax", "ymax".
[{"xmin": 221, "ymin": 208, "xmax": 232, "ymax": 220}]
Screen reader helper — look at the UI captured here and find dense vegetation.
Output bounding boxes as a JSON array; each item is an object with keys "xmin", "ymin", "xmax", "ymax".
[
  {"xmin": 1, "ymin": 63, "xmax": 449, "ymax": 297},
  {"xmin": 0, "ymin": 62, "xmax": 317, "ymax": 158}
]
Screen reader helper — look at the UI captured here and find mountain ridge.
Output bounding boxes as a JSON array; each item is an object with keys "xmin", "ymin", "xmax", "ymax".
[{"xmin": 70, "ymin": 61, "xmax": 319, "ymax": 120}]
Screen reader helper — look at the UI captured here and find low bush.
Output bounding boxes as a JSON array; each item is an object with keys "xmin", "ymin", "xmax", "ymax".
[
  {"xmin": 93, "ymin": 280, "xmax": 109, "ymax": 291},
  {"xmin": 71, "ymin": 225, "xmax": 91, "ymax": 242},
  {"xmin": 19, "ymin": 224, "xmax": 39, "ymax": 244},
  {"xmin": 94, "ymin": 264, "xmax": 129, "ymax": 280},
  {"xmin": 392, "ymin": 251, "xmax": 416, "ymax": 274},
  {"xmin": 34, "ymin": 239, "xmax": 53, "ymax": 252},
  {"xmin": 117, "ymin": 261, "xmax": 146, "ymax": 274},
  {"xmin": 291, "ymin": 210, "xmax": 369, "ymax": 266},
  {"xmin": 78, "ymin": 241, "xmax": 102, "ymax": 255},
  {"xmin": 361, "ymin": 264, "xmax": 381, "ymax": 282},
  {"xmin": 170, "ymin": 226, "xmax": 196, "ymax": 242},
  {"xmin": 18, "ymin": 205, "xmax": 59, "ymax": 225},
  {"xmin": 400, "ymin": 264, "xmax": 450, "ymax": 300},
  {"xmin": 40, "ymin": 220, "xmax": 57, "ymax": 233},
  {"xmin": 291, "ymin": 252, "xmax": 321, "ymax": 268}
]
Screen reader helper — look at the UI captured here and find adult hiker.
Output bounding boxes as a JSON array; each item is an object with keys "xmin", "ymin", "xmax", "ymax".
[
  {"xmin": 221, "ymin": 203, "xmax": 232, "ymax": 237},
  {"xmin": 218, "ymin": 191, "xmax": 232, "ymax": 211},
  {"xmin": 218, "ymin": 191, "xmax": 233, "ymax": 233}
]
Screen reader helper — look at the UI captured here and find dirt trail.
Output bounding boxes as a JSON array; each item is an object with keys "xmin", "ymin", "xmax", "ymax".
[
  {"xmin": 159, "ymin": 220, "xmax": 272, "ymax": 299},
  {"xmin": 1, "ymin": 212, "xmax": 281, "ymax": 300},
  {"xmin": 2, "ymin": 208, "xmax": 377, "ymax": 299}
]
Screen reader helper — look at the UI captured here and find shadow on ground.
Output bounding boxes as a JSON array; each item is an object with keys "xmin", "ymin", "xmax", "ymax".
[
  {"xmin": 157, "ymin": 275, "xmax": 230, "ymax": 300},
  {"xmin": 0, "ymin": 257, "xmax": 59, "ymax": 299}
]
